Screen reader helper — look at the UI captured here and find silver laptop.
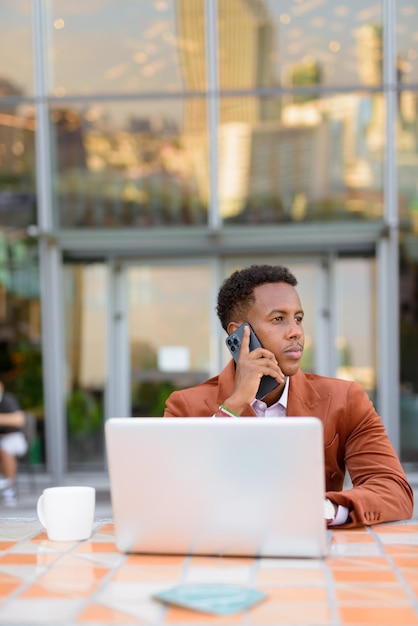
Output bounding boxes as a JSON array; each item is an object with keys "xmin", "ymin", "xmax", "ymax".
[{"xmin": 105, "ymin": 417, "xmax": 328, "ymax": 558}]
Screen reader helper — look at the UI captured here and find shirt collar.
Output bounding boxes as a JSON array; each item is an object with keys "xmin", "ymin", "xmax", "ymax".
[{"xmin": 251, "ymin": 375, "xmax": 290, "ymax": 411}]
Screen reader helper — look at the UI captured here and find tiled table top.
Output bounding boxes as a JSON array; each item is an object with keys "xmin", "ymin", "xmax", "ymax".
[{"xmin": 0, "ymin": 519, "xmax": 416, "ymax": 626}]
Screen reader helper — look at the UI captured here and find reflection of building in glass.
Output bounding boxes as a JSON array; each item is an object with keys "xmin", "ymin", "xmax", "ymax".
[
  {"xmin": 176, "ymin": 0, "xmax": 277, "ymax": 216},
  {"xmin": 288, "ymin": 58, "xmax": 322, "ymax": 105},
  {"xmin": 53, "ymin": 110, "xmax": 86, "ymax": 171},
  {"xmin": 0, "ymin": 77, "xmax": 36, "ymax": 229},
  {"xmin": 355, "ymin": 24, "xmax": 383, "ymax": 85},
  {"xmin": 174, "ymin": 2, "xmax": 387, "ymax": 222},
  {"xmin": 0, "ymin": 77, "xmax": 24, "ymax": 101},
  {"xmin": 54, "ymin": 102, "xmax": 208, "ymax": 228}
]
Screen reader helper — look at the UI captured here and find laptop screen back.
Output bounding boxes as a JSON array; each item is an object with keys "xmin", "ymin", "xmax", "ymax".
[{"xmin": 105, "ymin": 417, "xmax": 328, "ymax": 558}]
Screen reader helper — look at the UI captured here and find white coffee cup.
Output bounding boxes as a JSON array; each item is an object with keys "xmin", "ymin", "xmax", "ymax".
[{"xmin": 37, "ymin": 486, "xmax": 95, "ymax": 541}]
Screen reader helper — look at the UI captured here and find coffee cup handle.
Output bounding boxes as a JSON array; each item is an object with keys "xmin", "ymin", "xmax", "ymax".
[{"xmin": 37, "ymin": 494, "xmax": 46, "ymax": 528}]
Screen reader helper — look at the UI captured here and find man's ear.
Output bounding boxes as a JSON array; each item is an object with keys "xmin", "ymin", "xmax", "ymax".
[{"xmin": 226, "ymin": 321, "xmax": 241, "ymax": 335}]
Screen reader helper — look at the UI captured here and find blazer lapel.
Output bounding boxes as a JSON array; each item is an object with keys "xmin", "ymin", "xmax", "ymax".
[
  {"xmin": 209, "ymin": 363, "xmax": 329, "ymax": 419},
  {"xmin": 287, "ymin": 369, "xmax": 331, "ymax": 422}
]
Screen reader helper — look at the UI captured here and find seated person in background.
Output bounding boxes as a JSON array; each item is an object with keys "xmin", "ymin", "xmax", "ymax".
[
  {"xmin": 165, "ymin": 264, "xmax": 414, "ymax": 528},
  {"xmin": 0, "ymin": 379, "xmax": 27, "ymax": 506}
]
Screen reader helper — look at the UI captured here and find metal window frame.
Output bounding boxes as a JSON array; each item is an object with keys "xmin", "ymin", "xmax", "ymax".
[{"xmin": 378, "ymin": 0, "xmax": 399, "ymax": 448}]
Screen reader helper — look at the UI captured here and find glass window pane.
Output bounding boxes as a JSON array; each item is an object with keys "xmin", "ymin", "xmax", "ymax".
[
  {"xmin": 0, "ymin": 236, "xmax": 43, "ymax": 464},
  {"xmin": 218, "ymin": 0, "xmax": 383, "ymax": 90},
  {"xmin": 127, "ymin": 264, "xmax": 211, "ymax": 416},
  {"xmin": 0, "ymin": 1, "xmax": 33, "ymax": 98},
  {"xmin": 219, "ymin": 94, "xmax": 384, "ymax": 224},
  {"xmin": 335, "ymin": 257, "xmax": 376, "ymax": 395},
  {"xmin": 398, "ymin": 90, "xmax": 418, "ymax": 227},
  {"xmin": 48, "ymin": 0, "xmax": 206, "ymax": 96},
  {"xmin": 63, "ymin": 264, "xmax": 107, "ymax": 470},
  {"xmin": 400, "ymin": 242, "xmax": 418, "ymax": 463},
  {"xmin": 397, "ymin": 1, "xmax": 418, "ymax": 85},
  {"xmin": 51, "ymin": 99, "xmax": 208, "ymax": 228},
  {"xmin": 0, "ymin": 103, "xmax": 37, "ymax": 228}
]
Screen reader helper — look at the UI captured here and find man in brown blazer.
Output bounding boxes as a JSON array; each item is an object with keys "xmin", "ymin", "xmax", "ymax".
[{"xmin": 164, "ymin": 264, "xmax": 414, "ymax": 528}]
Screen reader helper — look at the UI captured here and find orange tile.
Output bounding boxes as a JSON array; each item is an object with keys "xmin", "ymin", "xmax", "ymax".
[
  {"xmin": 384, "ymin": 545, "xmax": 418, "ymax": 556},
  {"xmin": 257, "ymin": 568, "xmax": 326, "ymax": 585},
  {"xmin": 0, "ymin": 553, "xmax": 59, "ymax": 566},
  {"xmin": 0, "ymin": 581, "xmax": 22, "ymax": 597},
  {"xmin": 339, "ymin": 606, "xmax": 418, "ymax": 625},
  {"xmin": 392, "ymin": 556, "xmax": 418, "ymax": 569},
  {"xmin": 165, "ymin": 605, "xmax": 244, "ymax": 623},
  {"xmin": 259, "ymin": 586, "xmax": 328, "ymax": 602},
  {"xmin": 327, "ymin": 557, "xmax": 391, "ymax": 569},
  {"xmin": 409, "ymin": 582, "xmax": 418, "ymax": 595},
  {"xmin": 0, "ymin": 542, "xmax": 16, "ymax": 551},
  {"xmin": 74, "ymin": 542, "xmax": 118, "ymax": 554},
  {"xmin": 32, "ymin": 531, "xmax": 49, "ymax": 541},
  {"xmin": 124, "ymin": 554, "xmax": 186, "ymax": 567},
  {"xmin": 331, "ymin": 568, "xmax": 398, "ymax": 583},
  {"xmin": 373, "ymin": 524, "xmax": 418, "ymax": 534},
  {"xmin": 0, "ymin": 572, "xmax": 21, "ymax": 584},
  {"xmin": 249, "ymin": 601, "xmax": 331, "ymax": 625},
  {"xmin": 402, "ymin": 571, "xmax": 418, "ymax": 585},
  {"xmin": 330, "ymin": 532, "xmax": 374, "ymax": 544},
  {"xmin": 77, "ymin": 602, "xmax": 138, "ymax": 623},
  {"xmin": 328, "ymin": 557, "xmax": 398, "ymax": 583},
  {"xmin": 95, "ymin": 523, "xmax": 115, "ymax": 535},
  {"xmin": 21, "ymin": 583, "xmax": 72, "ymax": 599},
  {"xmin": 335, "ymin": 584, "xmax": 411, "ymax": 603}
]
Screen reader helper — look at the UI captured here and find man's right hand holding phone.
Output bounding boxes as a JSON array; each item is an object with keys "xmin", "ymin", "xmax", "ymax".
[{"xmin": 217, "ymin": 324, "xmax": 286, "ymax": 417}]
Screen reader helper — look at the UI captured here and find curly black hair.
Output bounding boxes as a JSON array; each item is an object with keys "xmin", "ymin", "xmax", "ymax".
[{"xmin": 216, "ymin": 264, "xmax": 298, "ymax": 331}]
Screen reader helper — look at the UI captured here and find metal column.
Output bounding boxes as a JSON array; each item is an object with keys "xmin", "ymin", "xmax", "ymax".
[
  {"xmin": 378, "ymin": 0, "xmax": 400, "ymax": 450},
  {"xmin": 32, "ymin": 0, "xmax": 66, "ymax": 480}
]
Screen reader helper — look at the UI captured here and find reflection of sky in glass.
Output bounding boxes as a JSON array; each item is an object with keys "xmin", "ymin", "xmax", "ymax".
[
  {"xmin": 1, "ymin": 0, "xmax": 418, "ymax": 97},
  {"xmin": 0, "ymin": 0, "xmax": 33, "ymax": 96},
  {"xmin": 264, "ymin": 0, "xmax": 383, "ymax": 86},
  {"xmin": 48, "ymin": 0, "xmax": 198, "ymax": 95}
]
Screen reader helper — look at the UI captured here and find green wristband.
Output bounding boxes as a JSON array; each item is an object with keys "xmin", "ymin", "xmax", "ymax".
[{"xmin": 219, "ymin": 404, "xmax": 240, "ymax": 418}]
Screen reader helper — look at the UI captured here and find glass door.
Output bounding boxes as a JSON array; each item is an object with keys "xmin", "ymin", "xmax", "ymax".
[
  {"xmin": 126, "ymin": 262, "xmax": 213, "ymax": 417},
  {"xmin": 62, "ymin": 254, "xmax": 377, "ymax": 471},
  {"xmin": 63, "ymin": 263, "xmax": 107, "ymax": 470},
  {"xmin": 122, "ymin": 257, "xmax": 332, "ymax": 419},
  {"xmin": 334, "ymin": 257, "xmax": 377, "ymax": 399},
  {"xmin": 119, "ymin": 255, "xmax": 378, "ymax": 419}
]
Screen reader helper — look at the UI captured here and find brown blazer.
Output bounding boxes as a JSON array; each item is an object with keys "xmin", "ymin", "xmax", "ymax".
[{"xmin": 164, "ymin": 361, "xmax": 414, "ymax": 527}]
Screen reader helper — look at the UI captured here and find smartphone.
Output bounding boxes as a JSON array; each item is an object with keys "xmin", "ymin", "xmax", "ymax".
[{"xmin": 225, "ymin": 323, "xmax": 279, "ymax": 400}]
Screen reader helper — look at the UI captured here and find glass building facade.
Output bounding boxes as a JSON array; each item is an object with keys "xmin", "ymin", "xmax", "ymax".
[{"xmin": 0, "ymin": 0, "xmax": 417, "ymax": 480}]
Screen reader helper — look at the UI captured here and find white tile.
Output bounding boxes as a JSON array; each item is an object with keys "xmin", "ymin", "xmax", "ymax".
[
  {"xmin": 328, "ymin": 543, "xmax": 382, "ymax": 557},
  {"xmin": 0, "ymin": 564, "xmax": 47, "ymax": 580},
  {"xmin": 378, "ymin": 534, "xmax": 418, "ymax": 545},
  {"xmin": 75, "ymin": 551, "xmax": 125, "ymax": 568},
  {"xmin": 0, "ymin": 599, "xmax": 83, "ymax": 623}
]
